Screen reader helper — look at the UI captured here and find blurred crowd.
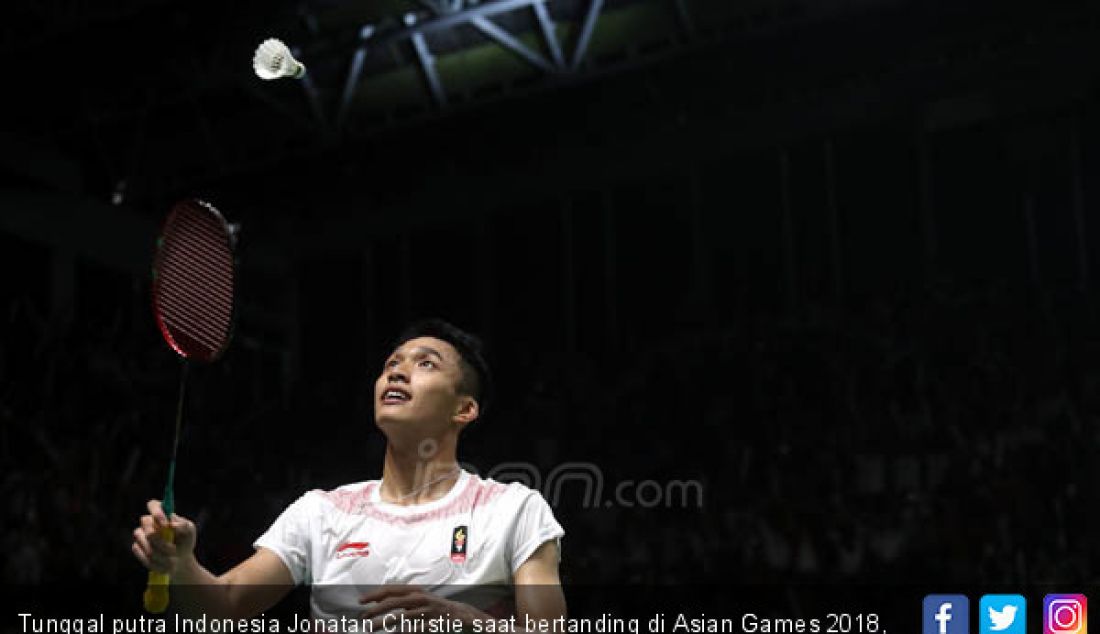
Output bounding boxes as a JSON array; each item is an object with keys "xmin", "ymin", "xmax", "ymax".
[
  {"xmin": 558, "ymin": 281, "xmax": 1100, "ymax": 586},
  {"xmin": 2, "ymin": 277, "xmax": 1099, "ymax": 588}
]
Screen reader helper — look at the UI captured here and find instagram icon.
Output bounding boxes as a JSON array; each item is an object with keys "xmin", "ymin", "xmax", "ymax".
[{"xmin": 1045, "ymin": 594, "xmax": 1087, "ymax": 634}]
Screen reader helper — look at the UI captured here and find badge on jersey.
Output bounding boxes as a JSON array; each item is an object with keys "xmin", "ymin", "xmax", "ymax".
[{"xmin": 451, "ymin": 525, "xmax": 468, "ymax": 563}]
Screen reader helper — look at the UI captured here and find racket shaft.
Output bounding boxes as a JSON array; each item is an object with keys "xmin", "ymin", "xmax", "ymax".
[{"xmin": 143, "ymin": 525, "xmax": 175, "ymax": 613}]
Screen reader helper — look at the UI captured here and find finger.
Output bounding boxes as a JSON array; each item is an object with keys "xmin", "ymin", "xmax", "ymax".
[
  {"xmin": 401, "ymin": 607, "xmax": 434, "ymax": 621},
  {"xmin": 133, "ymin": 543, "xmax": 169, "ymax": 574},
  {"xmin": 360, "ymin": 597, "xmax": 394, "ymax": 618},
  {"xmin": 362, "ymin": 595, "xmax": 427, "ymax": 618},
  {"xmin": 359, "ymin": 600, "xmax": 387, "ymax": 619},
  {"xmin": 359, "ymin": 586, "xmax": 403, "ymax": 603},
  {"xmin": 365, "ymin": 613, "xmax": 399, "ymax": 633},
  {"xmin": 147, "ymin": 499, "xmax": 168, "ymax": 526},
  {"xmin": 147, "ymin": 551, "xmax": 173, "ymax": 573},
  {"xmin": 141, "ymin": 514, "xmax": 156, "ymax": 534},
  {"xmin": 148, "ymin": 534, "xmax": 177, "ymax": 557},
  {"xmin": 170, "ymin": 514, "xmax": 194, "ymax": 535},
  {"xmin": 132, "ymin": 542, "xmax": 152, "ymax": 568},
  {"xmin": 362, "ymin": 597, "xmax": 403, "ymax": 618},
  {"xmin": 134, "ymin": 527, "xmax": 153, "ymax": 557}
]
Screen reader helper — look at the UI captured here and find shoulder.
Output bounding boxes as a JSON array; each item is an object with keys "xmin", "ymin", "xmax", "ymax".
[{"xmin": 465, "ymin": 471, "xmax": 547, "ymax": 513}]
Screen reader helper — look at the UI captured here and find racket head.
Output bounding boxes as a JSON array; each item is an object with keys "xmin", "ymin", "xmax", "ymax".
[{"xmin": 151, "ymin": 199, "xmax": 238, "ymax": 363}]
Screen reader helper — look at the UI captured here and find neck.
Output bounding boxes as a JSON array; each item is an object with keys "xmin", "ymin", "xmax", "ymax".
[{"xmin": 379, "ymin": 433, "xmax": 462, "ymax": 506}]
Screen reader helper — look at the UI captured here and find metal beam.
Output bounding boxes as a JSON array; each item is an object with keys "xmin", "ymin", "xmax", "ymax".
[
  {"xmin": 377, "ymin": 0, "xmax": 545, "ymax": 46},
  {"xmin": 533, "ymin": 2, "xmax": 565, "ymax": 69},
  {"xmin": 471, "ymin": 16, "xmax": 555, "ymax": 73},
  {"xmin": 338, "ymin": 25, "xmax": 375, "ymax": 129},
  {"xmin": 572, "ymin": 0, "xmax": 605, "ymax": 70},
  {"xmin": 407, "ymin": 14, "xmax": 448, "ymax": 108},
  {"xmin": 339, "ymin": 0, "xmax": 567, "ymax": 117}
]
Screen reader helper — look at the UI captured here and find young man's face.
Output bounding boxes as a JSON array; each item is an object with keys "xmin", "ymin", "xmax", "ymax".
[{"xmin": 373, "ymin": 336, "xmax": 476, "ymax": 434}]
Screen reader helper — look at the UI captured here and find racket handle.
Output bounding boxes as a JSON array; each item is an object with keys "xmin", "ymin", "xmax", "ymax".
[{"xmin": 143, "ymin": 525, "xmax": 175, "ymax": 613}]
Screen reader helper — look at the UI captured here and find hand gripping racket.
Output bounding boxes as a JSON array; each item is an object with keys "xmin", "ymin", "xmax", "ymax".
[{"xmin": 144, "ymin": 199, "xmax": 238, "ymax": 613}]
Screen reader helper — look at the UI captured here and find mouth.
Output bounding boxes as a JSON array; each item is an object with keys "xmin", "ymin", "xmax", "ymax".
[{"xmin": 380, "ymin": 386, "xmax": 412, "ymax": 405}]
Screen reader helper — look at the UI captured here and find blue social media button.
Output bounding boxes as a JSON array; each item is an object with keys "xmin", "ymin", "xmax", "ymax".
[
  {"xmin": 925, "ymin": 595, "xmax": 970, "ymax": 634},
  {"xmin": 980, "ymin": 595, "xmax": 1026, "ymax": 634}
]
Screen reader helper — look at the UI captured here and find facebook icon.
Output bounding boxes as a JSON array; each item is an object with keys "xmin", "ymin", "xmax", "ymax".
[{"xmin": 924, "ymin": 595, "xmax": 970, "ymax": 634}]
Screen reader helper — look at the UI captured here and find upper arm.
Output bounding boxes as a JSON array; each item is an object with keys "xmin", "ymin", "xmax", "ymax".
[
  {"xmin": 219, "ymin": 548, "xmax": 296, "ymax": 617},
  {"xmin": 514, "ymin": 540, "xmax": 566, "ymax": 621}
]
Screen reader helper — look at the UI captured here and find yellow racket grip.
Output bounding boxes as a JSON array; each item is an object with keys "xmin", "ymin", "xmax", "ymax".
[{"xmin": 143, "ymin": 525, "xmax": 175, "ymax": 613}]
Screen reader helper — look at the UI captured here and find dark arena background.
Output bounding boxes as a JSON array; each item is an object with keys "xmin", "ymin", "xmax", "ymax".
[{"xmin": 2, "ymin": 0, "xmax": 1100, "ymax": 628}]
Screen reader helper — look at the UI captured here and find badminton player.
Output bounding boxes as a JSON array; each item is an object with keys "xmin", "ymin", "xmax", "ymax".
[{"xmin": 132, "ymin": 319, "xmax": 566, "ymax": 626}]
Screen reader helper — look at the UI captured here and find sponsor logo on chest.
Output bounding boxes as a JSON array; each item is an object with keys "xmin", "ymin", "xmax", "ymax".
[{"xmin": 334, "ymin": 541, "xmax": 371, "ymax": 559}]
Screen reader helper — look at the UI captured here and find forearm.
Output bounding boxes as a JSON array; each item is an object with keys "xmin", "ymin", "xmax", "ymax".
[
  {"xmin": 170, "ymin": 555, "xmax": 240, "ymax": 619},
  {"xmin": 173, "ymin": 553, "xmax": 219, "ymax": 585}
]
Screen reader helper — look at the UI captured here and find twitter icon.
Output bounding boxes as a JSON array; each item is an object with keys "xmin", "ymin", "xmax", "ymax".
[{"xmin": 981, "ymin": 595, "xmax": 1026, "ymax": 634}]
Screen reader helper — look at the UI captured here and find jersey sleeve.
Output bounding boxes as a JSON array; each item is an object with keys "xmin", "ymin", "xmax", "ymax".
[
  {"xmin": 253, "ymin": 492, "xmax": 316, "ymax": 585},
  {"xmin": 507, "ymin": 490, "xmax": 565, "ymax": 574}
]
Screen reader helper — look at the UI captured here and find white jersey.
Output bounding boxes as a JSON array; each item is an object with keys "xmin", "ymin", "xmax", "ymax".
[{"xmin": 254, "ymin": 469, "xmax": 564, "ymax": 619}]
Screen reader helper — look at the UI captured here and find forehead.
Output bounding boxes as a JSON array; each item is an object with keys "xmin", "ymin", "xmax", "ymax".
[{"xmin": 389, "ymin": 336, "xmax": 459, "ymax": 361}]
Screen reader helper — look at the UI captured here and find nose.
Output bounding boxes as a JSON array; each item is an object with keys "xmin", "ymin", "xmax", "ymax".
[{"xmin": 386, "ymin": 365, "xmax": 409, "ymax": 384}]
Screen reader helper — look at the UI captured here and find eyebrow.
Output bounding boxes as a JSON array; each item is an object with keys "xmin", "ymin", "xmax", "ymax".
[{"xmin": 392, "ymin": 346, "xmax": 445, "ymax": 362}]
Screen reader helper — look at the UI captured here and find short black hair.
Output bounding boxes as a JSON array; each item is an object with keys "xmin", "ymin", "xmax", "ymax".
[{"xmin": 392, "ymin": 318, "xmax": 493, "ymax": 418}]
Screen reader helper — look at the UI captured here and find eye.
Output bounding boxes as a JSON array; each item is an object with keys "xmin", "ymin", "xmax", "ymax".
[
  {"xmin": 385, "ymin": 359, "xmax": 398, "ymax": 369},
  {"xmin": 418, "ymin": 359, "xmax": 436, "ymax": 369}
]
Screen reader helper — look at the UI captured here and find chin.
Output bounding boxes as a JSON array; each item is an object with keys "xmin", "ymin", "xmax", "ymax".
[
  {"xmin": 374, "ymin": 409, "xmax": 422, "ymax": 430},
  {"xmin": 374, "ymin": 412, "xmax": 402, "ymax": 427}
]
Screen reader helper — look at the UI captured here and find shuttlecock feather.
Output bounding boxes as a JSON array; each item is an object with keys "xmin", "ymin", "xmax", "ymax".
[{"xmin": 253, "ymin": 38, "xmax": 306, "ymax": 80}]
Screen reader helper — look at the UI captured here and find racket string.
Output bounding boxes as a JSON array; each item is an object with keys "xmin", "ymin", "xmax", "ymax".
[
  {"xmin": 157, "ymin": 305, "xmax": 224, "ymax": 352},
  {"xmin": 163, "ymin": 227, "xmax": 234, "ymax": 295},
  {"xmin": 157, "ymin": 272, "xmax": 232, "ymax": 327},
  {"xmin": 152, "ymin": 201, "xmax": 236, "ymax": 361},
  {"xmin": 157, "ymin": 278, "xmax": 232, "ymax": 353}
]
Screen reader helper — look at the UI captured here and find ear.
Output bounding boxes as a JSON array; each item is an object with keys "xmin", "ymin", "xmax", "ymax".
[{"xmin": 452, "ymin": 395, "xmax": 479, "ymax": 428}]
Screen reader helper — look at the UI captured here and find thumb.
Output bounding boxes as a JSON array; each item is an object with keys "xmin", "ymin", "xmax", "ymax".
[
  {"xmin": 170, "ymin": 514, "xmax": 194, "ymax": 531},
  {"xmin": 169, "ymin": 514, "xmax": 197, "ymax": 545}
]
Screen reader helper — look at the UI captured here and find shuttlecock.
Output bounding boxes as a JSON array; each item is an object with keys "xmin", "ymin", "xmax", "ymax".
[{"xmin": 253, "ymin": 38, "xmax": 306, "ymax": 80}]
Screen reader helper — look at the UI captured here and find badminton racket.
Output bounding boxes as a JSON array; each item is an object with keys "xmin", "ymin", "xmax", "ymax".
[{"xmin": 144, "ymin": 199, "xmax": 238, "ymax": 613}]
